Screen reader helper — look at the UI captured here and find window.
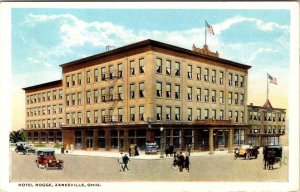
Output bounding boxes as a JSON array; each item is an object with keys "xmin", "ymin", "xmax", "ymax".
[
  {"xmin": 94, "ymin": 110, "xmax": 99, "ymax": 124},
  {"xmin": 156, "ymin": 82, "xmax": 162, "ymax": 97},
  {"xmin": 59, "ymin": 104, "xmax": 62, "ymax": 114},
  {"xmin": 66, "ymin": 76, "xmax": 71, "ymax": 87},
  {"xmin": 196, "ymin": 109, "xmax": 201, "ymax": 120},
  {"xmin": 166, "ymin": 60, "xmax": 171, "ymax": 75},
  {"xmin": 240, "ymin": 111, "xmax": 244, "ymax": 123},
  {"xmin": 175, "ymin": 85, "xmax": 180, "ymax": 99},
  {"xmin": 77, "ymin": 112, "xmax": 82, "ymax": 124},
  {"xmin": 212, "ymin": 90, "xmax": 216, "ymax": 103},
  {"xmin": 101, "ymin": 89, "xmax": 106, "ymax": 102},
  {"xmin": 118, "ymin": 86, "xmax": 123, "ymax": 100},
  {"xmin": 228, "ymin": 92, "xmax": 232, "ymax": 104},
  {"xmin": 109, "ymin": 87, "xmax": 114, "ymax": 101},
  {"xmin": 66, "ymin": 113, "xmax": 70, "ymax": 124},
  {"xmin": 59, "ymin": 89, "xmax": 63, "ymax": 100},
  {"xmin": 204, "ymin": 89, "xmax": 209, "ymax": 102},
  {"xmin": 86, "ymin": 71, "xmax": 91, "ymax": 83},
  {"xmin": 118, "ymin": 108, "xmax": 123, "ymax": 122},
  {"xmin": 77, "ymin": 92, "xmax": 82, "ymax": 105},
  {"xmin": 66, "ymin": 94, "xmax": 70, "ymax": 106},
  {"xmin": 240, "ymin": 94, "xmax": 244, "ymax": 105},
  {"xmin": 187, "ymin": 87, "xmax": 192, "ymax": 101},
  {"xmin": 197, "ymin": 88, "xmax": 201, "ymax": 101},
  {"xmin": 156, "ymin": 58, "xmax": 162, "ymax": 73},
  {"xmin": 72, "ymin": 112, "xmax": 76, "ymax": 124},
  {"xmin": 187, "ymin": 65, "xmax": 192, "ymax": 79},
  {"xmin": 101, "ymin": 110, "xmax": 106, "ymax": 123},
  {"xmin": 109, "ymin": 65, "xmax": 114, "ymax": 79},
  {"xmin": 235, "ymin": 111, "xmax": 238, "ymax": 123},
  {"xmin": 42, "ymin": 93, "xmax": 46, "ymax": 101},
  {"xmin": 94, "ymin": 89, "xmax": 99, "ymax": 103},
  {"xmin": 53, "ymin": 91, "xmax": 57, "ymax": 100},
  {"xmin": 204, "ymin": 109, "xmax": 209, "ymax": 119},
  {"xmin": 101, "ymin": 67, "xmax": 106, "ymax": 81},
  {"xmin": 212, "ymin": 109, "xmax": 216, "ymax": 119},
  {"xmin": 166, "ymin": 83, "xmax": 171, "ymax": 98},
  {"xmin": 229, "ymin": 73, "xmax": 233, "ymax": 86},
  {"xmin": 240, "ymin": 76, "xmax": 244, "ymax": 87},
  {"xmin": 72, "ymin": 74, "xmax": 76, "ymax": 86},
  {"xmin": 187, "ymin": 108, "xmax": 192, "ymax": 121},
  {"xmin": 156, "ymin": 106, "xmax": 162, "ymax": 121},
  {"xmin": 139, "ymin": 58, "xmax": 145, "ymax": 74},
  {"xmin": 234, "ymin": 93, "xmax": 238, "ymax": 104},
  {"xmin": 86, "ymin": 111, "xmax": 91, "ymax": 124},
  {"xmin": 212, "ymin": 70, "xmax": 216, "ymax": 83},
  {"xmin": 53, "ymin": 105, "xmax": 56, "ymax": 114},
  {"xmin": 220, "ymin": 91, "xmax": 224, "ymax": 103},
  {"xmin": 197, "ymin": 67, "xmax": 201, "ymax": 80},
  {"xmin": 47, "ymin": 92, "xmax": 51, "ymax": 101},
  {"xmin": 175, "ymin": 107, "xmax": 180, "ymax": 121},
  {"xmin": 71, "ymin": 93, "xmax": 76, "ymax": 106},
  {"xmin": 220, "ymin": 110, "xmax": 224, "ymax": 120},
  {"xmin": 47, "ymin": 105, "xmax": 51, "ymax": 114},
  {"xmin": 130, "ymin": 84, "xmax": 135, "ymax": 99},
  {"xmin": 94, "ymin": 69, "xmax": 99, "ymax": 82},
  {"xmin": 130, "ymin": 60, "xmax": 135, "ymax": 75},
  {"xmin": 139, "ymin": 82, "xmax": 145, "ymax": 98},
  {"xmin": 78, "ymin": 73, "xmax": 82, "ymax": 85},
  {"xmin": 175, "ymin": 62, "xmax": 180, "ymax": 76},
  {"xmin": 130, "ymin": 107, "xmax": 135, "ymax": 121},
  {"xmin": 86, "ymin": 91, "xmax": 91, "ymax": 104},
  {"xmin": 229, "ymin": 110, "xmax": 233, "ymax": 120},
  {"xmin": 234, "ymin": 74, "xmax": 239, "ymax": 87},
  {"xmin": 220, "ymin": 71, "xmax": 224, "ymax": 84},
  {"xmin": 109, "ymin": 109, "xmax": 114, "ymax": 123},
  {"xmin": 118, "ymin": 63, "xmax": 123, "ymax": 78},
  {"xmin": 204, "ymin": 68, "xmax": 209, "ymax": 82},
  {"xmin": 139, "ymin": 106, "xmax": 145, "ymax": 121},
  {"xmin": 166, "ymin": 107, "xmax": 171, "ymax": 121}
]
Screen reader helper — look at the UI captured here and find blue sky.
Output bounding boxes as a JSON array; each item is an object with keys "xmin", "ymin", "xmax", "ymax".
[{"xmin": 11, "ymin": 8, "xmax": 290, "ymax": 130}]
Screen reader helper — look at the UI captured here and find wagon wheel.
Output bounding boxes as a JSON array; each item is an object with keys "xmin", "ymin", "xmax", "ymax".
[
  {"xmin": 246, "ymin": 154, "xmax": 250, "ymax": 160},
  {"xmin": 171, "ymin": 163, "xmax": 178, "ymax": 170},
  {"xmin": 44, "ymin": 163, "xmax": 49, "ymax": 170}
]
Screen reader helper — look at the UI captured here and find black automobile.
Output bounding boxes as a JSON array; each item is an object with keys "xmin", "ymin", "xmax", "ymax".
[{"xmin": 15, "ymin": 142, "xmax": 36, "ymax": 155}]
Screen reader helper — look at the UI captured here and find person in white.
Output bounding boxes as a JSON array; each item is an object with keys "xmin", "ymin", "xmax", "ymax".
[{"xmin": 118, "ymin": 152, "xmax": 124, "ymax": 172}]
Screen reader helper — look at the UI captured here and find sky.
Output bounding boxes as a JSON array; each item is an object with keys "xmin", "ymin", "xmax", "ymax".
[{"xmin": 11, "ymin": 8, "xmax": 290, "ymax": 131}]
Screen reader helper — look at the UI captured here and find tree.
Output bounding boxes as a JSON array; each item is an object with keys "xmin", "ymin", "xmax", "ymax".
[{"xmin": 9, "ymin": 129, "xmax": 25, "ymax": 143}]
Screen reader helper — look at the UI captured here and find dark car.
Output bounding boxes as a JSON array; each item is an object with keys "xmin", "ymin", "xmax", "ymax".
[
  {"xmin": 35, "ymin": 149, "xmax": 64, "ymax": 170},
  {"xmin": 15, "ymin": 142, "xmax": 36, "ymax": 155},
  {"xmin": 234, "ymin": 145, "xmax": 259, "ymax": 160}
]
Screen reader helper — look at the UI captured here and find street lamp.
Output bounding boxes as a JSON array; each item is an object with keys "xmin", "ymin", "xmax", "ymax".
[{"xmin": 160, "ymin": 127, "xmax": 164, "ymax": 158}]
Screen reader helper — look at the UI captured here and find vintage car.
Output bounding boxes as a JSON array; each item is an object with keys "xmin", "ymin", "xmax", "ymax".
[
  {"xmin": 234, "ymin": 144, "xmax": 259, "ymax": 160},
  {"xmin": 15, "ymin": 142, "xmax": 36, "ymax": 155},
  {"xmin": 35, "ymin": 149, "xmax": 64, "ymax": 170}
]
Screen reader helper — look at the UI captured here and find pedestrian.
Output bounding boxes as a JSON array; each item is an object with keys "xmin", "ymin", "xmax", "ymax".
[
  {"xmin": 263, "ymin": 147, "xmax": 268, "ymax": 170},
  {"xmin": 177, "ymin": 152, "xmax": 185, "ymax": 172},
  {"xmin": 187, "ymin": 144, "xmax": 191, "ymax": 156},
  {"xmin": 123, "ymin": 154, "xmax": 130, "ymax": 171},
  {"xmin": 70, "ymin": 144, "xmax": 74, "ymax": 154},
  {"xmin": 118, "ymin": 152, "xmax": 124, "ymax": 172},
  {"xmin": 184, "ymin": 153, "xmax": 190, "ymax": 172},
  {"xmin": 130, "ymin": 145, "xmax": 135, "ymax": 157}
]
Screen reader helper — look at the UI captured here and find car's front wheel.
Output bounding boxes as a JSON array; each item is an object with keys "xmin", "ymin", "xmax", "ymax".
[
  {"xmin": 246, "ymin": 154, "xmax": 250, "ymax": 160},
  {"xmin": 44, "ymin": 163, "xmax": 49, "ymax": 170}
]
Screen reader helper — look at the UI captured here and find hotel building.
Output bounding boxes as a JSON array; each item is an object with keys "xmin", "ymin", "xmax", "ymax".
[
  {"xmin": 23, "ymin": 39, "xmax": 252, "ymax": 154},
  {"xmin": 248, "ymin": 99, "xmax": 286, "ymax": 147}
]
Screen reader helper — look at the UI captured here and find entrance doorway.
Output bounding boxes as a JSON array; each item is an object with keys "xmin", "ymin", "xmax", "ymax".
[
  {"xmin": 199, "ymin": 130, "xmax": 209, "ymax": 151},
  {"xmin": 86, "ymin": 130, "xmax": 93, "ymax": 150}
]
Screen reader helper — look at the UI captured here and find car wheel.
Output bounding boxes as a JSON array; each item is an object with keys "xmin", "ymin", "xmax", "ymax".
[
  {"xmin": 255, "ymin": 154, "xmax": 258, "ymax": 159},
  {"xmin": 23, "ymin": 151, "xmax": 26, "ymax": 155},
  {"xmin": 234, "ymin": 154, "xmax": 237, "ymax": 160},
  {"xmin": 60, "ymin": 164, "xmax": 64, "ymax": 170},
  {"xmin": 44, "ymin": 163, "xmax": 48, "ymax": 170}
]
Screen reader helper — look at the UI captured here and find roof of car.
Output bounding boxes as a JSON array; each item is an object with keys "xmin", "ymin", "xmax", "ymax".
[{"xmin": 36, "ymin": 148, "xmax": 56, "ymax": 152}]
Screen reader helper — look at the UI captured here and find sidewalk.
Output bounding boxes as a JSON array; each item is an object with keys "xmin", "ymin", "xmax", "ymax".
[{"xmin": 59, "ymin": 149, "xmax": 231, "ymax": 160}]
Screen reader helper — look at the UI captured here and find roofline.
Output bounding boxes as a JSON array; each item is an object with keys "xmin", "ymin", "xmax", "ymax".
[
  {"xmin": 60, "ymin": 39, "xmax": 252, "ymax": 70},
  {"xmin": 247, "ymin": 105, "xmax": 286, "ymax": 111},
  {"xmin": 22, "ymin": 80, "xmax": 62, "ymax": 91}
]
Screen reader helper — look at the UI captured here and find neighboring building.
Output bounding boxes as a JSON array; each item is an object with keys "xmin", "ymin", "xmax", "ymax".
[
  {"xmin": 23, "ymin": 80, "xmax": 63, "ymax": 144},
  {"xmin": 247, "ymin": 99, "xmax": 286, "ymax": 147},
  {"xmin": 23, "ymin": 39, "xmax": 252, "ymax": 154}
]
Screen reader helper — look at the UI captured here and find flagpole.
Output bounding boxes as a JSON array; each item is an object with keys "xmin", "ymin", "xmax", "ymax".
[
  {"xmin": 205, "ymin": 21, "xmax": 207, "ymax": 46},
  {"xmin": 267, "ymin": 74, "xmax": 269, "ymax": 100}
]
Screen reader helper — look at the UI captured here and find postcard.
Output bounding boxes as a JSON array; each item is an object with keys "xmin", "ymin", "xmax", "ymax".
[{"xmin": 0, "ymin": 2, "xmax": 299, "ymax": 192}]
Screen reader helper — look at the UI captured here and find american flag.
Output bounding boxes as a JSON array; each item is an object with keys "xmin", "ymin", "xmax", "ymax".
[
  {"xmin": 205, "ymin": 20, "xmax": 215, "ymax": 35},
  {"xmin": 267, "ymin": 73, "xmax": 277, "ymax": 85}
]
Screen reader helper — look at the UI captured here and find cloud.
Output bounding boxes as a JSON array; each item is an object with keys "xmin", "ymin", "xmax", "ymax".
[
  {"xmin": 27, "ymin": 56, "xmax": 53, "ymax": 68},
  {"xmin": 214, "ymin": 16, "xmax": 289, "ymax": 35},
  {"xmin": 247, "ymin": 47, "xmax": 278, "ymax": 64}
]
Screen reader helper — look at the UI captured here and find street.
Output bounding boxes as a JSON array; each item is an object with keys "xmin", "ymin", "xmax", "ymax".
[{"xmin": 10, "ymin": 148, "xmax": 288, "ymax": 182}]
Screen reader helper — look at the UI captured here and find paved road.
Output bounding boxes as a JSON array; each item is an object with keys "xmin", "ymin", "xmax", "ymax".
[{"xmin": 10, "ymin": 149, "xmax": 288, "ymax": 182}]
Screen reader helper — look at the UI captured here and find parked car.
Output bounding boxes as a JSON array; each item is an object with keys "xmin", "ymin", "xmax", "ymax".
[
  {"xmin": 234, "ymin": 144, "xmax": 259, "ymax": 160},
  {"xmin": 35, "ymin": 148, "xmax": 64, "ymax": 170},
  {"xmin": 15, "ymin": 142, "xmax": 36, "ymax": 155}
]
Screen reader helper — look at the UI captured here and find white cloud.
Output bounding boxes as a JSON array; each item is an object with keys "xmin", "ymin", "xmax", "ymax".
[
  {"xmin": 27, "ymin": 56, "xmax": 53, "ymax": 68},
  {"xmin": 247, "ymin": 47, "xmax": 278, "ymax": 64}
]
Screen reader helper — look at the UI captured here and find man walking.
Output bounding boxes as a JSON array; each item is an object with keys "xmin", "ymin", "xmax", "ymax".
[
  {"xmin": 185, "ymin": 153, "xmax": 190, "ymax": 172},
  {"xmin": 177, "ymin": 152, "xmax": 185, "ymax": 172},
  {"xmin": 118, "ymin": 152, "xmax": 124, "ymax": 172},
  {"xmin": 123, "ymin": 154, "xmax": 130, "ymax": 171}
]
